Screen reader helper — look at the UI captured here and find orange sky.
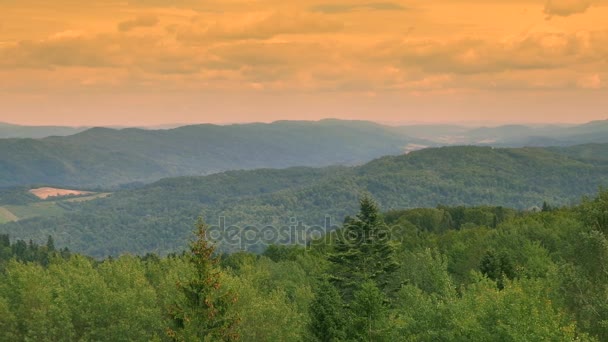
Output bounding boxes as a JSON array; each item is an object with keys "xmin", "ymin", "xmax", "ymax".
[{"xmin": 0, "ymin": 0, "xmax": 607, "ymax": 126}]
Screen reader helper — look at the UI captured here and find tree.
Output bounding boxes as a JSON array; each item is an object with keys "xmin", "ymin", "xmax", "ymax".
[
  {"xmin": 46, "ymin": 235, "xmax": 55, "ymax": 252},
  {"xmin": 350, "ymin": 280, "xmax": 390, "ymax": 342},
  {"xmin": 329, "ymin": 197, "xmax": 399, "ymax": 298},
  {"xmin": 308, "ymin": 280, "xmax": 347, "ymax": 342},
  {"xmin": 0, "ymin": 234, "xmax": 9, "ymax": 248},
  {"xmin": 480, "ymin": 250, "xmax": 516, "ymax": 290},
  {"xmin": 580, "ymin": 189, "xmax": 608, "ymax": 234},
  {"xmin": 167, "ymin": 219, "xmax": 239, "ymax": 341}
]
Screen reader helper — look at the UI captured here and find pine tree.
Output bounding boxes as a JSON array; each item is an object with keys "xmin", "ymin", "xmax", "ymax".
[
  {"xmin": 0, "ymin": 234, "xmax": 9, "ymax": 248},
  {"xmin": 479, "ymin": 250, "xmax": 516, "ymax": 290},
  {"xmin": 308, "ymin": 280, "xmax": 347, "ymax": 342},
  {"xmin": 329, "ymin": 196, "xmax": 399, "ymax": 299},
  {"xmin": 46, "ymin": 235, "xmax": 55, "ymax": 252},
  {"xmin": 167, "ymin": 219, "xmax": 240, "ymax": 341}
]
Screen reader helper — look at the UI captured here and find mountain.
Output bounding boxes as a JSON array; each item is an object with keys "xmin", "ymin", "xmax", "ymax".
[
  {"xmin": 3, "ymin": 118, "xmax": 608, "ymax": 189},
  {"xmin": 391, "ymin": 120, "xmax": 608, "ymax": 147},
  {"xmin": 435, "ymin": 120, "xmax": 608, "ymax": 147},
  {"xmin": 0, "ymin": 120, "xmax": 421, "ymax": 188},
  {"xmin": 2, "ymin": 144, "xmax": 607, "ymax": 257},
  {"xmin": 0, "ymin": 122, "xmax": 89, "ymax": 139}
]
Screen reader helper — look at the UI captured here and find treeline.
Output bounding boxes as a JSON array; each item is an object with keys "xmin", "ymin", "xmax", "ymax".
[
  {"xmin": 1, "ymin": 191, "xmax": 608, "ymax": 340},
  {"xmin": 3, "ymin": 145, "xmax": 608, "ymax": 257}
]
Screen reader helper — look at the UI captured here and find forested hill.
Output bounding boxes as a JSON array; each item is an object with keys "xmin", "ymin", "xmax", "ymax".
[
  {"xmin": 4, "ymin": 119, "xmax": 608, "ymax": 189},
  {"xmin": 0, "ymin": 120, "xmax": 419, "ymax": 188},
  {"xmin": 2, "ymin": 144, "xmax": 608, "ymax": 257}
]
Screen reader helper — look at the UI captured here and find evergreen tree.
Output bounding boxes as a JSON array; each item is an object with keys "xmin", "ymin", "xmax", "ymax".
[
  {"xmin": 46, "ymin": 235, "xmax": 55, "ymax": 252},
  {"xmin": 308, "ymin": 280, "xmax": 347, "ymax": 342},
  {"xmin": 0, "ymin": 234, "xmax": 9, "ymax": 248},
  {"xmin": 480, "ymin": 250, "xmax": 516, "ymax": 289},
  {"xmin": 167, "ymin": 219, "xmax": 240, "ymax": 341},
  {"xmin": 329, "ymin": 196, "xmax": 399, "ymax": 299}
]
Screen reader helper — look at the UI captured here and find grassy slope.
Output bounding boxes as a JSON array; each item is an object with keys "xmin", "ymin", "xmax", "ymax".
[
  {"xmin": 0, "ymin": 207, "xmax": 18, "ymax": 223},
  {"xmin": 3, "ymin": 202, "xmax": 65, "ymax": 220},
  {"xmin": 0, "ymin": 192, "xmax": 112, "ymax": 223}
]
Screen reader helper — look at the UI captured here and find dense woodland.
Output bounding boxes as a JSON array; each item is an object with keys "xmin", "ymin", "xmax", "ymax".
[
  {"xmin": 2, "ymin": 144, "xmax": 608, "ymax": 256},
  {"xmin": 2, "ymin": 119, "xmax": 608, "ymax": 188},
  {"xmin": 1, "ymin": 191, "xmax": 608, "ymax": 341},
  {"xmin": 0, "ymin": 120, "xmax": 415, "ymax": 188}
]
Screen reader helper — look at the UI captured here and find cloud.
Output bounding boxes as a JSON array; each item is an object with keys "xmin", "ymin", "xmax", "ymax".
[
  {"xmin": 0, "ymin": 32, "xmax": 211, "ymax": 75},
  {"xmin": 1, "ymin": 1, "xmax": 607, "ymax": 95},
  {"xmin": 0, "ymin": 35, "xmax": 120, "ymax": 69},
  {"xmin": 117, "ymin": 15, "xmax": 159, "ymax": 32},
  {"xmin": 175, "ymin": 11, "xmax": 343, "ymax": 42},
  {"xmin": 311, "ymin": 2, "xmax": 406, "ymax": 13},
  {"xmin": 544, "ymin": 0, "xmax": 593, "ymax": 17},
  {"xmin": 372, "ymin": 29, "xmax": 597, "ymax": 75}
]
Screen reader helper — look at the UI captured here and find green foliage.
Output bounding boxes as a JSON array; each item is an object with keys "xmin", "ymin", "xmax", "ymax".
[
  {"xmin": 329, "ymin": 197, "xmax": 399, "ymax": 298},
  {"xmin": 350, "ymin": 280, "xmax": 390, "ymax": 342},
  {"xmin": 1, "ymin": 191, "xmax": 608, "ymax": 340},
  {"xmin": 479, "ymin": 250, "xmax": 516, "ymax": 289},
  {"xmin": 167, "ymin": 219, "xmax": 239, "ymax": 341},
  {"xmin": 558, "ymin": 229, "xmax": 608, "ymax": 340},
  {"xmin": 308, "ymin": 280, "xmax": 347, "ymax": 342},
  {"xmin": 396, "ymin": 248, "xmax": 454, "ymax": 296},
  {"xmin": 580, "ymin": 189, "xmax": 608, "ymax": 233},
  {"xmin": 0, "ymin": 234, "xmax": 71, "ymax": 271}
]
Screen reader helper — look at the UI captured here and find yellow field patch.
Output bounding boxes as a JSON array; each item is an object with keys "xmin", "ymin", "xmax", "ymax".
[{"xmin": 29, "ymin": 187, "xmax": 93, "ymax": 200}]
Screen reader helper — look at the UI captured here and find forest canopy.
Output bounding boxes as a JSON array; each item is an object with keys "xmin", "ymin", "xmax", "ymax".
[{"xmin": 1, "ymin": 191, "xmax": 608, "ymax": 341}]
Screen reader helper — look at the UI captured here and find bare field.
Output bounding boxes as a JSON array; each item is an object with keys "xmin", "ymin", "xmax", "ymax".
[{"xmin": 29, "ymin": 187, "xmax": 93, "ymax": 200}]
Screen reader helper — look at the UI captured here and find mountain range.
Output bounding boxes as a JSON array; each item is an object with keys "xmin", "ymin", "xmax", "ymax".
[
  {"xmin": 2, "ymin": 119, "xmax": 608, "ymax": 188},
  {"xmin": 0, "ymin": 122, "xmax": 89, "ymax": 139},
  {"xmin": 0, "ymin": 120, "xmax": 419, "ymax": 188}
]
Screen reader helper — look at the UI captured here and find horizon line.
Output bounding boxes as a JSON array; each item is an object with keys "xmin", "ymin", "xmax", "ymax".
[{"xmin": 2, "ymin": 117, "xmax": 606, "ymax": 129}]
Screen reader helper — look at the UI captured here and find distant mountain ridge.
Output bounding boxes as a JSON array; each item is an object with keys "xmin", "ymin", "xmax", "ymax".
[
  {"xmin": 0, "ymin": 122, "xmax": 89, "ymax": 139},
  {"xmin": 2, "ymin": 118, "xmax": 608, "ymax": 188},
  {"xmin": 0, "ymin": 120, "xmax": 421, "ymax": 188}
]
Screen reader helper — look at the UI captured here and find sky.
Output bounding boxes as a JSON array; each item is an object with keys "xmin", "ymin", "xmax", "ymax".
[{"xmin": 0, "ymin": 0, "xmax": 607, "ymax": 126}]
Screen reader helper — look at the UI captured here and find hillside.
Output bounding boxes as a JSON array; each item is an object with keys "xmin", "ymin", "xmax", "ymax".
[
  {"xmin": 2, "ymin": 144, "xmax": 608, "ymax": 256},
  {"xmin": 3, "ymin": 119, "xmax": 608, "ymax": 188},
  {"xmin": 0, "ymin": 120, "xmax": 417, "ymax": 188},
  {"xmin": 394, "ymin": 120, "xmax": 608, "ymax": 147}
]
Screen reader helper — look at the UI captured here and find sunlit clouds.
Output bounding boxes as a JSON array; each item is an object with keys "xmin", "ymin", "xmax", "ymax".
[{"xmin": 0, "ymin": 0, "xmax": 607, "ymax": 125}]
